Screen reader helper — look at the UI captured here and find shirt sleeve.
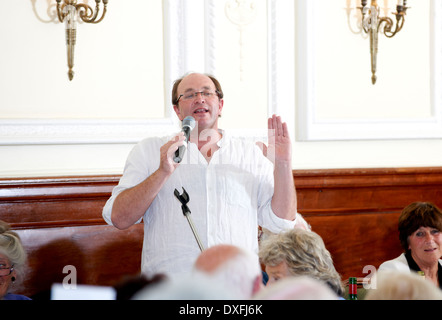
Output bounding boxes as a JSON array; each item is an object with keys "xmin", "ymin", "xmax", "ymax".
[
  {"xmin": 102, "ymin": 138, "xmax": 159, "ymax": 226},
  {"xmin": 258, "ymin": 198, "xmax": 297, "ymax": 233}
]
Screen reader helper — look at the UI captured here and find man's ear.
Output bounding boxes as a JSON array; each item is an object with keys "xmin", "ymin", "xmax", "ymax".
[
  {"xmin": 173, "ymin": 105, "xmax": 184, "ymax": 121},
  {"xmin": 218, "ymin": 99, "xmax": 224, "ymax": 117}
]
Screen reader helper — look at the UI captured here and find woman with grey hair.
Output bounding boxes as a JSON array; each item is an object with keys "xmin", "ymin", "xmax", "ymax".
[
  {"xmin": 0, "ymin": 220, "xmax": 30, "ymax": 300},
  {"xmin": 259, "ymin": 228, "xmax": 344, "ymax": 297}
]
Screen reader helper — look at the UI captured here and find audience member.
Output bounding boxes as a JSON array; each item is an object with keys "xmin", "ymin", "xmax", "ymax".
[
  {"xmin": 253, "ymin": 276, "xmax": 339, "ymax": 300},
  {"xmin": 259, "ymin": 228, "xmax": 344, "ymax": 296},
  {"xmin": 0, "ymin": 220, "xmax": 31, "ymax": 300},
  {"xmin": 193, "ymin": 244, "xmax": 263, "ymax": 299},
  {"xmin": 379, "ymin": 202, "xmax": 442, "ymax": 288},
  {"xmin": 132, "ymin": 273, "xmax": 238, "ymax": 300},
  {"xmin": 365, "ymin": 270, "xmax": 442, "ymax": 300}
]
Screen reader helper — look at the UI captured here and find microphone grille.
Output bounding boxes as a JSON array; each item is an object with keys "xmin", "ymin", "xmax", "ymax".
[{"xmin": 182, "ymin": 116, "xmax": 196, "ymax": 130}]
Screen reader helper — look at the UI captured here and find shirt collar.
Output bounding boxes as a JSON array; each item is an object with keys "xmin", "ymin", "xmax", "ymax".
[
  {"xmin": 405, "ymin": 250, "xmax": 442, "ymax": 289},
  {"xmin": 217, "ymin": 129, "xmax": 226, "ymax": 148}
]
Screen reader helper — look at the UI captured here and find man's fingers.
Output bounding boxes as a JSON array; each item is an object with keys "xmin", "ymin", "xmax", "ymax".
[
  {"xmin": 276, "ymin": 116, "xmax": 283, "ymax": 136},
  {"xmin": 282, "ymin": 122, "xmax": 289, "ymax": 138},
  {"xmin": 171, "ymin": 133, "xmax": 185, "ymax": 149},
  {"xmin": 164, "ymin": 133, "xmax": 185, "ymax": 157},
  {"xmin": 256, "ymin": 141, "xmax": 268, "ymax": 157},
  {"xmin": 268, "ymin": 114, "xmax": 287, "ymax": 137}
]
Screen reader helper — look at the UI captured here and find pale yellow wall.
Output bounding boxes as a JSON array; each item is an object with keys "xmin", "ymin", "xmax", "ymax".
[
  {"xmin": 0, "ymin": 0, "xmax": 441, "ymax": 178},
  {"xmin": 0, "ymin": 0, "xmax": 165, "ymax": 119},
  {"xmin": 216, "ymin": 0, "xmax": 269, "ymax": 130}
]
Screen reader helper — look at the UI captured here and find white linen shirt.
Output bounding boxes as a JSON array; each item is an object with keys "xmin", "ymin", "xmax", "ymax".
[{"xmin": 102, "ymin": 131, "xmax": 296, "ymax": 278}]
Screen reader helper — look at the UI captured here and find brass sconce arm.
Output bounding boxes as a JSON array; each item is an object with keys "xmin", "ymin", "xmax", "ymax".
[
  {"xmin": 381, "ymin": 5, "xmax": 407, "ymax": 38},
  {"xmin": 56, "ymin": 0, "xmax": 108, "ymax": 24},
  {"xmin": 77, "ymin": 1, "xmax": 108, "ymax": 24}
]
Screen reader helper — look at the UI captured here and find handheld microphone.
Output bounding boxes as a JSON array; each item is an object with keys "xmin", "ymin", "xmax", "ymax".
[{"xmin": 173, "ymin": 116, "xmax": 196, "ymax": 163}]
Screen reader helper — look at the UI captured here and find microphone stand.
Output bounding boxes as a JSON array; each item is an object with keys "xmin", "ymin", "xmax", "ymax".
[{"xmin": 174, "ymin": 187, "xmax": 205, "ymax": 252}]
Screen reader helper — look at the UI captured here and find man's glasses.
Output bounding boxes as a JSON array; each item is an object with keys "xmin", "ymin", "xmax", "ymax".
[
  {"xmin": 0, "ymin": 265, "xmax": 14, "ymax": 277},
  {"xmin": 177, "ymin": 91, "xmax": 219, "ymax": 102}
]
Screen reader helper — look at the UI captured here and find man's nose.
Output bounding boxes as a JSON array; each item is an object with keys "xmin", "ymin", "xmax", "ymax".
[{"xmin": 194, "ymin": 92, "xmax": 205, "ymax": 102}]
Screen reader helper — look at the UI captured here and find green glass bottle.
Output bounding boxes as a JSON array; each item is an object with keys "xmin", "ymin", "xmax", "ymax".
[{"xmin": 348, "ymin": 277, "xmax": 358, "ymax": 300}]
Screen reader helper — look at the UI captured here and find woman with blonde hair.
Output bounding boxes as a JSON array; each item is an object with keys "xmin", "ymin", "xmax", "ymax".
[
  {"xmin": 259, "ymin": 228, "xmax": 344, "ymax": 297},
  {"xmin": 0, "ymin": 220, "xmax": 30, "ymax": 300}
]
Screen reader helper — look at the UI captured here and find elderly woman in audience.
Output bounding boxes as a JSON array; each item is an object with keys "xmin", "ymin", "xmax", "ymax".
[
  {"xmin": 258, "ymin": 228, "xmax": 344, "ymax": 297},
  {"xmin": 379, "ymin": 201, "xmax": 442, "ymax": 288},
  {"xmin": 0, "ymin": 220, "xmax": 30, "ymax": 300}
]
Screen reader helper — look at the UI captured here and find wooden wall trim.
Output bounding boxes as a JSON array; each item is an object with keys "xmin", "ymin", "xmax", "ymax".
[
  {"xmin": 0, "ymin": 175, "xmax": 119, "ymax": 200},
  {"xmin": 0, "ymin": 175, "xmax": 119, "ymax": 230},
  {"xmin": 294, "ymin": 167, "xmax": 442, "ymax": 188},
  {"xmin": 294, "ymin": 167, "xmax": 442, "ymax": 215}
]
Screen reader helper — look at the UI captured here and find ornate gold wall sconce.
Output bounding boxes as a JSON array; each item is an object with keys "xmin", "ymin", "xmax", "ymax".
[
  {"xmin": 55, "ymin": 0, "xmax": 108, "ymax": 80},
  {"xmin": 358, "ymin": 0, "xmax": 409, "ymax": 84}
]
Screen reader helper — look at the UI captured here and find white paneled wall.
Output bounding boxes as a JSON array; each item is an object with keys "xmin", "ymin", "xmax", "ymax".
[
  {"xmin": 0, "ymin": 0, "xmax": 441, "ymax": 177},
  {"xmin": 296, "ymin": 0, "xmax": 442, "ymax": 141}
]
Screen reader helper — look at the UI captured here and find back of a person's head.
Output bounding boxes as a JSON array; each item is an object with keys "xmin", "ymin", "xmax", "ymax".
[
  {"xmin": 193, "ymin": 244, "xmax": 262, "ymax": 299},
  {"xmin": 253, "ymin": 276, "xmax": 339, "ymax": 300},
  {"xmin": 132, "ymin": 273, "xmax": 238, "ymax": 300},
  {"xmin": 365, "ymin": 271, "xmax": 442, "ymax": 300}
]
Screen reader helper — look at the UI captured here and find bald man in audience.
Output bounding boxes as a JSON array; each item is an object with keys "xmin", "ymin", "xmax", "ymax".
[{"xmin": 193, "ymin": 244, "xmax": 263, "ymax": 299}]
